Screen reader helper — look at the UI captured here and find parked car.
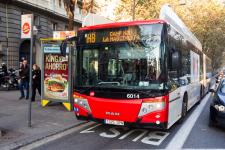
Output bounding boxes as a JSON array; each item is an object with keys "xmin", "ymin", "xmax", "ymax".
[{"xmin": 209, "ymin": 80, "xmax": 225, "ymax": 127}]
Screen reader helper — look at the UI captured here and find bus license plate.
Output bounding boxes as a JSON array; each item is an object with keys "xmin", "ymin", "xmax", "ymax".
[{"xmin": 105, "ymin": 119, "xmax": 124, "ymax": 126}]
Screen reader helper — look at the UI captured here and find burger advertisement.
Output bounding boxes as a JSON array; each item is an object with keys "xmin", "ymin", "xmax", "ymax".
[
  {"xmin": 21, "ymin": 14, "xmax": 32, "ymax": 39},
  {"xmin": 43, "ymin": 53, "xmax": 69, "ymax": 100},
  {"xmin": 22, "ymin": 23, "xmax": 30, "ymax": 35}
]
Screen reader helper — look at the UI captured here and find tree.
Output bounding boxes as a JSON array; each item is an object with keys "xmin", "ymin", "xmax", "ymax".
[
  {"xmin": 59, "ymin": 0, "xmax": 78, "ymax": 30},
  {"xmin": 115, "ymin": 0, "xmax": 225, "ymax": 70},
  {"xmin": 82, "ymin": 0, "xmax": 99, "ymax": 15},
  {"xmin": 59, "ymin": 0, "xmax": 99, "ymax": 30}
]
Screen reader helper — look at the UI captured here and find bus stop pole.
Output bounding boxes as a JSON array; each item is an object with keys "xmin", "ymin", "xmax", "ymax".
[{"xmin": 28, "ymin": 15, "xmax": 33, "ymax": 127}]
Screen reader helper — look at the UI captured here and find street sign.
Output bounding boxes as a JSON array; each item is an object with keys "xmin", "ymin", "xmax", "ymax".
[
  {"xmin": 21, "ymin": 14, "xmax": 34, "ymax": 127},
  {"xmin": 21, "ymin": 14, "xmax": 33, "ymax": 39}
]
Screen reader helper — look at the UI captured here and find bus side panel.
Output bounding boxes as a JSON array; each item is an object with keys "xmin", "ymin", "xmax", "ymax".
[
  {"xmin": 167, "ymin": 88, "xmax": 182, "ymax": 129},
  {"xmin": 187, "ymin": 82, "xmax": 201, "ymax": 110}
]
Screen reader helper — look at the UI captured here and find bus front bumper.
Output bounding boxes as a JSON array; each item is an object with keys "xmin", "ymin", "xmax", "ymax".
[{"xmin": 76, "ymin": 114, "xmax": 168, "ymax": 130}]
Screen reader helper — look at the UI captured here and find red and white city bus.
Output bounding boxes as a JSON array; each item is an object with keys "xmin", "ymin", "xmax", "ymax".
[{"xmin": 73, "ymin": 5, "xmax": 212, "ymax": 129}]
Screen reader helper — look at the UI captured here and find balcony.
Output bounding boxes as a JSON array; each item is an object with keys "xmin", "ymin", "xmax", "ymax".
[{"xmin": 16, "ymin": 0, "xmax": 83, "ymax": 22}]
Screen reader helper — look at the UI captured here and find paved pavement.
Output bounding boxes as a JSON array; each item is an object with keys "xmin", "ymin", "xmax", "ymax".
[
  {"xmin": 0, "ymin": 90, "xmax": 85, "ymax": 150},
  {"xmin": 33, "ymin": 92, "xmax": 225, "ymax": 150}
]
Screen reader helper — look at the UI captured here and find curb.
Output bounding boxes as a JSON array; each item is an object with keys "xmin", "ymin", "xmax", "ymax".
[{"xmin": 1, "ymin": 121, "xmax": 88, "ymax": 150}]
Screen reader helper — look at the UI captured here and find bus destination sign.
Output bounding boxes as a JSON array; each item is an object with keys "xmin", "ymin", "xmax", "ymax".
[{"xmin": 84, "ymin": 26, "xmax": 141, "ymax": 44}]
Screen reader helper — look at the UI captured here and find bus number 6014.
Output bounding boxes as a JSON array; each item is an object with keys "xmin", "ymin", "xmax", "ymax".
[{"xmin": 127, "ymin": 94, "xmax": 140, "ymax": 99}]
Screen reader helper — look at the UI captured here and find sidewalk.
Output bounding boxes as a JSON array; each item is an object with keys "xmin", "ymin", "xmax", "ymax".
[{"xmin": 0, "ymin": 90, "xmax": 85, "ymax": 150}]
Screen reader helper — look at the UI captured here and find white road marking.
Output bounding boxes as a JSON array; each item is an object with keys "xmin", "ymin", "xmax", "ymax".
[
  {"xmin": 118, "ymin": 129, "xmax": 148, "ymax": 142},
  {"xmin": 99, "ymin": 127, "xmax": 129, "ymax": 138},
  {"xmin": 141, "ymin": 131, "xmax": 169, "ymax": 145},
  {"xmin": 166, "ymin": 93, "xmax": 211, "ymax": 149},
  {"xmin": 79, "ymin": 123, "xmax": 170, "ymax": 145},
  {"xmin": 18, "ymin": 122, "xmax": 95, "ymax": 150},
  {"xmin": 80, "ymin": 123, "xmax": 102, "ymax": 133}
]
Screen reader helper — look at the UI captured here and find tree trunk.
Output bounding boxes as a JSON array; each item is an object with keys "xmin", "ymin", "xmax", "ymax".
[{"xmin": 68, "ymin": 10, "xmax": 74, "ymax": 30}]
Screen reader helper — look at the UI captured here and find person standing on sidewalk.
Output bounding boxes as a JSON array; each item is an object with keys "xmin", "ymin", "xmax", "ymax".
[
  {"xmin": 31, "ymin": 64, "xmax": 41, "ymax": 102},
  {"xmin": 19, "ymin": 59, "xmax": 29, "ymax": 100}
]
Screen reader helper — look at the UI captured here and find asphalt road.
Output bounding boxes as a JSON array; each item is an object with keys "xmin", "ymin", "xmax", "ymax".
[
  {"xmin": 34, "ymin": 93, "xmax": 225, "ymax": 150},
  {"xmin": 183, "ymin": 96, "xmax": 225, "ymax": 149}
]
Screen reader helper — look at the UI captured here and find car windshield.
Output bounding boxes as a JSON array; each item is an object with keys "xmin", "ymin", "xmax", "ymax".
[{"xmin": 76, "ymin": 24, "xmax": 166, "ymax": 90}]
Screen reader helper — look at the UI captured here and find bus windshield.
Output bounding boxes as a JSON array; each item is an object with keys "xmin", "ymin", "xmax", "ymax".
[{"xmin": 76, "ymin": 24, "xmax": 166, "ymax": 90}]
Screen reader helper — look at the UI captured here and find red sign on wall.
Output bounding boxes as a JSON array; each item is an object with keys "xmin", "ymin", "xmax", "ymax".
[
  {"xmin": 21, "ymin": 14, "xmax": 33, "ymax": 39},
  {"xmin": 22, "ymin": 23, "xmax": 30, "ymax": 35}
]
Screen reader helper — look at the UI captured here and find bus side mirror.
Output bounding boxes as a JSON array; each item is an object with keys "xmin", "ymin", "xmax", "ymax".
[
  {"xmin": 60, "ymin": 41, "xmax": 67, "ymax": 56},
  {"xmin": 172, "ymin": 51, "xmax": 179, "ymax": 69}
]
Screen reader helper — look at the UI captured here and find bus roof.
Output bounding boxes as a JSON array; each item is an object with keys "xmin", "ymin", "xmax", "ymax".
[
  {"xmin": 160, "ymin": 4, "xmax": 202, "ymax": 51},
  {"xmin": 79, "ymin": 19, "xmax": 167, "ymax": 31}
]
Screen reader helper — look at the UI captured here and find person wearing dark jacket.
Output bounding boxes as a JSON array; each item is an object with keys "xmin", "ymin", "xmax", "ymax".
[
  {"xmin": 1, "ymin": 63, "xmax": 8, "ymax": 76},
  {"xmin": 31, "ymin": 64, "xmax": 41, "ymax": 102},
  {"xmin": 19, "ymin": 59, "xmax": 29, "ymax": 99}
]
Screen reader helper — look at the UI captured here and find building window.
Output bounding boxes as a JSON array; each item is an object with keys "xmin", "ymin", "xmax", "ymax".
[
  {"xmin": 65, "ymin": 25, "xmax": 68, "ymax": 30},
  {"xmin": 34, "ymin": 15, "xmax": 40, "ymax": 26},
  {"xmin": 52, "ymin": 22, "xmax": 57, "ymax": 31},
  {"xmin": 78, "ymin": 7, "xmax": 82, "ymax": 14},
  {"xmin": 55, "ymin": 0, "xmax": 62, "ymax": 8}
]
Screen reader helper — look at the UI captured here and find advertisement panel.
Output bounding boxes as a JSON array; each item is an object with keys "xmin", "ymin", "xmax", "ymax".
[
  {"xmin": 43, "ymin": 44, "xmax": 69, "ymax": 101},
  {"xmin": 21, "ymin": 14, "xmax": 33, "ymax": 39},
  {"xmin": 190, "ymin": 51, "xmax": 200, "ymax": 83},
  {"xmin": 53, "ymin": 31, "xmax": 76, "ymax": 39}
]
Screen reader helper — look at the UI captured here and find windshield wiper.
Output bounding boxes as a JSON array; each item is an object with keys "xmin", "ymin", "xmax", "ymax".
[
  {"xmin": 129, "ymin": 88, "xmax": 154, "ymax": 97},
  {"xmin": 98, "ymin": 82, "xmax": 120, "ymax": 86},
  {"xmin": 78, "ymin": 82, "xmax": 104, "ymax": 94}
]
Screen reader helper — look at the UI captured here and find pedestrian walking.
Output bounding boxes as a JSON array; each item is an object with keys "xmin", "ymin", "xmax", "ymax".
[
  {"xmin": 19, "ymin": 59, "xmax": 29, "ymax": 100},
  {"xmin": 31, "ymin": 64, "xmax": 41, "ymax": 102}
]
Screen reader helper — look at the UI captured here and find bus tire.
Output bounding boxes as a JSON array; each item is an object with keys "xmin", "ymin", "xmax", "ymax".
[{"xmin": 178, "ymin": 94, "xmax": 188, "ymax": 123}]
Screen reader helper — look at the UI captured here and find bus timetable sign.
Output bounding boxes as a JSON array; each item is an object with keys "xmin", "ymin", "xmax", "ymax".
[{"xmin": 21, "ymin": 14, "xmax": 33, "ymax": 39}]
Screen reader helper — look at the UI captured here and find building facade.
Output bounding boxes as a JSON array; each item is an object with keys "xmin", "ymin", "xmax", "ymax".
[{"xmin": 0, "ymin": 0, "xmax": 83, "ymax": 69}]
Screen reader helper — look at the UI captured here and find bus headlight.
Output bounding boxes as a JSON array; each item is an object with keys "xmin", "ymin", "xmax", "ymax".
[
  {"xmin": 138, "ymin": 102, "xmax": 165, "ymax": 117},
  {"xmin": 74, "ymin": 98, "xmax": 91, "ymax": 112}
]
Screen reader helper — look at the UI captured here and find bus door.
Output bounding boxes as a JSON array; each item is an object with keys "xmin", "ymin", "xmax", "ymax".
[{"xmin": 167, "ymin": 51, "xmax": 182, "ymax": 127}]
